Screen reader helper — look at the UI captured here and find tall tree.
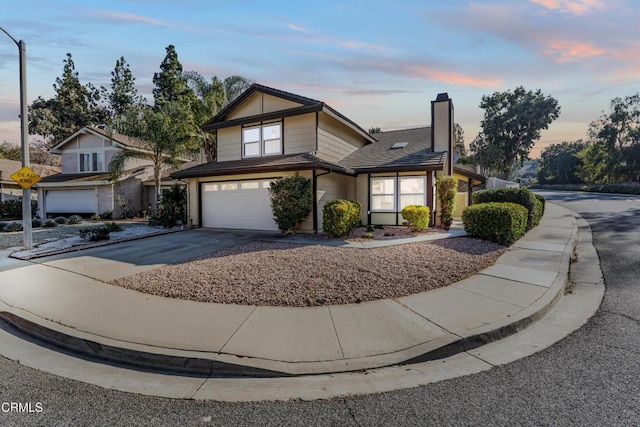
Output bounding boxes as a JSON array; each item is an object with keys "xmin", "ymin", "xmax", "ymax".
[
  {"xmin": 184, "ymin": 71, "xmax": 227, "ymax": 162},
  {"xmin": 471, "ymin": 86, "xmax": 560, "ymax": 179},
  {"xmin": 454, "ymin": 123, "xmax": 467, "ymax": 158},
  {"xmin": 584, "ymin": 93, "xmax": 640, "ymax": 182},
  {"xmin": 536, "ymin": 141, "xmax": 586, "ymax": 184},
  {"xmin": 103, "ymin": 57, "xmax": 145, "ymax": 120},
  {"xmin": 29, "ymin": 53, "xmax": 108, "ymax": 146},
  {"xmin": 109, "ymin": 102, "xmax": 198, "ymax": 211},
  {"xmin": 223, "ymin": 75, "xmax": 252, "ymax": 102},
  {"xmin": 153, "ymin": 45, "xmax": 193, "ymax": 108}
]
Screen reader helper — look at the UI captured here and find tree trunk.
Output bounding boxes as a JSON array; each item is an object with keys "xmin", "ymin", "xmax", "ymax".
[{"xmin": 153, "ymin": 166, "xmax": 161, "ymax": 214}]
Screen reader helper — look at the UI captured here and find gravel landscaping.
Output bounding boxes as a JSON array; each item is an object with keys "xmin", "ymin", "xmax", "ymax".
[{"xmin": 111, "ymin": 237, "xmax": 506, "ymax": 307}]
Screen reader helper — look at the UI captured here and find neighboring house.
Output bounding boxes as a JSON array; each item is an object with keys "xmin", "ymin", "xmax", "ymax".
[
  {"xmin": 0, "ymin": 158, "xmax": 60, "ymax": 202},
  {"xmin": 172, "ymin": 84, "xmax": 484, "ymax": 232},
  {"xmin": 36, "ymin": 126, "xmax": 186, "ymax": 218}
]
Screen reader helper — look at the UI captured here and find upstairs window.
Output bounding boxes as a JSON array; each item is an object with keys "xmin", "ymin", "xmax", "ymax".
[
  {"xmin": 242, "ymin": 122, "xmax": 282, "ymax": 158},
  {"xmin": 79, "ymin": 152, "xmax": 103, "ymax": 172}
]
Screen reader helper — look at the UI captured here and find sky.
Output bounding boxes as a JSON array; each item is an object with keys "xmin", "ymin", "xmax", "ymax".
[{"xmin": 1, "ymin": 0, "xmax": 638, "ymax": 158}]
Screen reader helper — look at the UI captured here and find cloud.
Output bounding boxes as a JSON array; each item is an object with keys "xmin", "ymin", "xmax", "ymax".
[
  {"xmin": 86, "ymin": 10, "xmax": 172, "ymax": 27},
  {"xmin": 531, "ymin": 0, "xmax": 605, "ymax": 15},
  {"xmin": 286, "ymin": 23, "xmax": 307, "ymax": 33},
  {"xmin": 544, "ymin": 40, "xmax": 606, "ymax": 62}
]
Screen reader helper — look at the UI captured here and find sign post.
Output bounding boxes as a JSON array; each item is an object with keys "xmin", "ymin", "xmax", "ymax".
[{"xmin": 10, "ymin": 166, "xmax": 40, "ymax": 248}]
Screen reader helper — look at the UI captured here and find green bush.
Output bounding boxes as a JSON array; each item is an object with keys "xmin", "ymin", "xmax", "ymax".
[
  {"xmin": 462, "ymin": 202, "xmax": 528, "ymax": 246},
  {"xmin": 362, "ymin": 232, "xmax": 374, "ymax": 239},
  {"xmin": 473, "ymin": 187, "xmax": 539, "ymax": 230},
  {"xmin": 31, "ymin": 218, "xmax": 42, "ymax": 228},
  {"xmin": 54, "ymin": 216, "xmax": 68, "ymax": 225},
  {"xmin": 0, "ymin": 222, "xmax": 7, "ymax": 231},
  {"xmin": 436, "ymin": 176, "xmax": 458, "ymax": 230},
  {"xmin": 100, "ymin": 210, "xmax": 113, "ymax": 220},
  {"xmin": 323, "ymin": 199, "xmax": 362, "ymax": 237},
  {"xmin": 68, "ymin": 215, "xmax": 83, "ymax": 225},
  {"xmin": 269, "ymin": 176, "xmax": 313, "ymax": 233},
  {"xmin": 401, "ymin": 205, "xmax": 431, "ymax": 231},
  {"xmin": 4, "ymin": 222, "xmax": 23, "ymax": 232},
  {"xmin": 103, "ymin": 221, "xmax": 123, "ymax": 232},
  {"xmin": 533, "ymin": 194, "xmax": 545, "ymax": 226},
  {"xmin": 0, "ymin": 199, "xmax": 22, "ymax": 219},
  {"xmin": 153, "ymin": 184, "xmax": 187, "ymax": 228},
  {"xmin": 42, "ymin": 219, "xmax": 58, "ymax": 228},
  {"xmin": 79, "ymin": 227, "xmax": 110, "ymax": 242}
]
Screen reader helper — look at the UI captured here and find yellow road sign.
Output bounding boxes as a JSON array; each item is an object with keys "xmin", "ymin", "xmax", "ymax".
[{"xmin": 10, "ymin": 166, "xmax": 42, "ymax": 190}]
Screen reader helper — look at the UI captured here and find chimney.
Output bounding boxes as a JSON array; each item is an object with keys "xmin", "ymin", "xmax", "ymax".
[{"xmin": 431, "ymin": 93, "xmax": 454, "ymax": 175}]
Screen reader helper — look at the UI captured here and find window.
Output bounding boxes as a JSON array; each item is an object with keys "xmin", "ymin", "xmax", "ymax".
[
  {"xmin": 399, "ymin": 177, "xmax": 426, "ymax": 209},
  {"xmin": 79, "ymin": 152, "xmax": 103, "ymax": 172},
  {"xmin": 370, "ymin": 176, "xmax": 426, "ymax": 212},
  {"xmin": 371, "ymin": 177, "xmax": 396, "ymax": 211},
  {"xmin": 242, "ymin": 122, "xmax": 282, "ymax": 158}
]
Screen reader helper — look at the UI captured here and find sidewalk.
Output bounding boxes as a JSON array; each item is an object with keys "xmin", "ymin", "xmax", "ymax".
[{"xmin": 0, "ymin": 203, "xmax": 577, "ymax": 377}]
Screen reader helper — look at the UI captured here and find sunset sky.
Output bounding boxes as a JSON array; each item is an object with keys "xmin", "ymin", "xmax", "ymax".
[{"xmin": 1, "ymin": 0, "xmax": 638, "ymax": 158}]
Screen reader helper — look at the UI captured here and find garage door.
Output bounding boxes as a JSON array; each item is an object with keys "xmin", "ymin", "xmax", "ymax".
[
  {"xmin": 201, "ymin": 180, "xmax": 279, "ymax": 231},
  {"xmin": 45, "ymin": 189, "xmax": 96, "ymax": 214}
]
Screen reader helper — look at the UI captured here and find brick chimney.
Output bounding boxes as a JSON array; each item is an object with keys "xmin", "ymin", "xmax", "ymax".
[{"xmin": 431, "ymin": 93, "xmax": 454, "ymax": 175}]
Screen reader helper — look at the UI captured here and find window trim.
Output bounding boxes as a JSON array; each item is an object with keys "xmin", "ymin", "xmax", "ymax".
[
  {"xmin": 242, "ymin": 122, "xmax": 282, "ymax": 158},
  {"xmin": 370, "ymin": 175, "xmax": 427, "ymax": 213},
  {"xmin": 370, "ymin": 177, "xmax": 396, "ymax": 212},
  {"xmin": 398, "ymin": 176, "xmax": 426, "ymax": 210}
]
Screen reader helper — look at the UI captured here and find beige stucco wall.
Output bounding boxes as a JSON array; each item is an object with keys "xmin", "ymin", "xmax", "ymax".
[
  {"xmin": 97, "ymin": 185, "xmax": 115, "ymax": 215},
  {"xmin": 432, "ymin": 100, "xmax": 454, "ymax": 175},
  {"xmin": 226, "ymin": 93, "xmax": 302, "ymax": 120},
  {"xmin": 316, "ymin": 112, "xmax": 367, "ymax": 163},
  {"xmin": 284, "ymin": 113, "xmax": 316, "ymax": 154}
]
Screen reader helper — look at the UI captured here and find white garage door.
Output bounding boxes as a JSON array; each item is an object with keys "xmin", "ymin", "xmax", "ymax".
[
  {"xmin": 201, "ymin": 180, "xmax": 279, "ymax": 231},
  {"xmin": 46, "ymin": 189, "xmax": 96, "ymax": 214}
]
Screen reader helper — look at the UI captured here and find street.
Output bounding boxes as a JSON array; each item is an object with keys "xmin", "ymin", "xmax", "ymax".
[{"xmin": 0, "ymin": 191, "xmax": 639, "ymax": 426}]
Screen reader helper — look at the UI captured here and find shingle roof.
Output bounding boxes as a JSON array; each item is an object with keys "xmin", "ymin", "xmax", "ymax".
[
  {"xmin": 0, "ymin": 158, "xmax": 60, "ymax": 183},
  {"xmin": 171, "ymin": 153, "xmax": 355, "ymax": 179},
  {"xmin": 38, "ymin": 167, "xmax": 148, "ymax": 184},
  {"xmin": 339, "ymin": 127, "xmax": 447, "ymax": 172},
  {"xmin": 85, "ymin": 126, "xmax": 150, "ymax": 150}
]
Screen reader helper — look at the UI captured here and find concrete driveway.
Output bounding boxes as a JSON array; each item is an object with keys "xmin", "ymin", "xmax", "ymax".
[{"xmin": 30, "ymin": 228, "xmax": 271, "ymax": 282}]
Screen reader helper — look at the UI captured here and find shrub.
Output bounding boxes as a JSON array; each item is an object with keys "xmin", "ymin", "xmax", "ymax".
[
  {"xmin": 0, "ymin": 222, "xmax": 7, "ymax": 231},
  {"xmin": 436, "ymin": 176, "xmax": 458, "ymax": 230},
  {"xmin": 323, "ymin": 199, "xmax": 362, "ymax": 237},
  {"xmin": 269, "ymin": 176, "xmax": 313, "ymax": 233},
  {"xmin": 401, "ymin": 205, "xmax": 431, "ymax": 231},
  {"xmin": 54, "ymin": 216, "xmax": 68, "ymax": 225},
  {"xmin": 100, "ymin": 210, "xmax": 113, "ymax": 220},
  {"xmin": 473, "ymin": 187, "xmax": 539, "ymax": 230},
  {"xmin": 362, "ymin": 232, "xmax": 374, "ymax": 239},
  {"xmin": 67, "ymin": 215, "xmax": 83, "ymax": 225},
  {"xmin": 42, "ymin": 219, "xmax": 58, "ymax": 228},
  {"xmin": 462, "ymin": 202, "xmax": 528, "ymax": 246},
  {"xmin": 4, "ymin": 222, "xmax": 23, "ymax": 232},
  {"xmin": 365, "ymin": 225, "xmax": 375, "ymax": 232},
  {"xmin": 533, "ymin": 194, "xmax": 545, "ymax": 226},
  {"xmin": 90, "ymin": 214, "xmax": 101, "ymax": 221},
  {"xmin": 153, "ymin": 184, "xmax": 187, "ymax": 228},
  {"xmin": 0, "ymin": 199, "xmax": 22, "ymax": 219},
  {"xmin": 31, "ymin": 218, "xmax": 42, "ymax": 228},
  {"xmin": 103, "ymin": 221, "xmax": 123, "ymax": 232},
  {"xmin": 79, "ymin": 227, "xmax": 110, "ymax": 242}
]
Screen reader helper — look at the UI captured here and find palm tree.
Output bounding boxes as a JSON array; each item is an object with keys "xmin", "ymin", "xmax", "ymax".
[{"xmin": 108, "ymin": 102, "xmax": 197, "ymax": 212}]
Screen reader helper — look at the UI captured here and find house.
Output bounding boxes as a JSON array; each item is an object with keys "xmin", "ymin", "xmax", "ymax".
[
  {"xmin": 171, "ymin": 84, "xmax": 484, "ymax": 232},
  {"xmin": 0, "ymin": 158, "xmax": 60, "ymax": 202},
  {"xmin": 36, "ymin": 126, "xmax": 186, "ymax": 218}
]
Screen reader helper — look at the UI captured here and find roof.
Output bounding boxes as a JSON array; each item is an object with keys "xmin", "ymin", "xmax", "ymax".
[
  {"xmin": 0, "ymin": 158, "xmax": 60, "ymax": 184},
  {"xmin": 339, "ymin": 127, "xmax": 447, "ymax": 172},
  {"xmin": 202, "ymin": 83, "xmax": 376, "ymax": 144},
  {"xmin": 453, "ymin": 163, "xmax": 486, "ymax": 183},
  {"xmin": 50, "ymin": 126, "xmax": 152, "ymax": 153},
  {"xmin": 38, "ymin": 166, "xmax": 149, "ymax": 184},
  {"xmin": 171, "ymin": 153, "xmax": 355, "ymax": 179}
]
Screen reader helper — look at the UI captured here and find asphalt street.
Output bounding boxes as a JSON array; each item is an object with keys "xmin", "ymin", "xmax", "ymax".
[{"xmin": 0, "ymin": 191, "xmax": 638, "ymax": 426}]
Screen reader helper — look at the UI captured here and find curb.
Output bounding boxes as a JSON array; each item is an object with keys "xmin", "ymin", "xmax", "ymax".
[{"xmin": 0, "ymin": 204, "xmax": 580, "ymax": 378}]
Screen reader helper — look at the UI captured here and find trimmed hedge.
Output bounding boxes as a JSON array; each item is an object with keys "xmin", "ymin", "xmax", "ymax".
[
  {"xmin": 323, "ymin": 199, "xmax": 362, "ymax": 237},
  {"xmin": 401, "ymin": 205, "xmax": 430, "ymax": 231},
  {"xmin": 473, "ymin": 187, "xmax": 539, "ymax": 230},
  {"xmin": 533, "ymin": 194, "xmax": 545, "ymax": 226},
  {"xmin": 462, "ymin": 202, "xmax": 528, "ymax": 246}
]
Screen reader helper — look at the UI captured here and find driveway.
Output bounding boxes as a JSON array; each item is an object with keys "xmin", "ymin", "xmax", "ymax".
[{"xmin": 29, "ymin": 228, "xmax": 271, "ymax": 282}]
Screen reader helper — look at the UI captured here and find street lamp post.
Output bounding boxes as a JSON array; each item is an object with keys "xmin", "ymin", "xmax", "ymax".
[{"xmin": 0, "ymin": 27, "xmax": 32, "ymax": 249}]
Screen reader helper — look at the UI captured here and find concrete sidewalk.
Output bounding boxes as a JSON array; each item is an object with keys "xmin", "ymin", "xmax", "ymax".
[{"xmin": 0, "ymin": 203, "xmax": 577, "ymax": 377}]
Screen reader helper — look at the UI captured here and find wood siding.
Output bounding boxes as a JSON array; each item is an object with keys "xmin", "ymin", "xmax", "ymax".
[
  {"xmin": 226, "ymin": 92, "xmax": 303, "ymax": 120},
  {"xmin": 284, "ymin": 113, "xmax": 316, "ymax": 155},
  {"xmin": 216, "ymin": 127, "xmax": 241, "ymax": 162},
  {"xmin": 316, "ymin": 111, "xmax": 367, "ymax": 163}
]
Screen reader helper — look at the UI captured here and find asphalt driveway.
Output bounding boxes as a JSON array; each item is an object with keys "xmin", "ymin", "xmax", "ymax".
[{"xmin": 30, "ymin": 228, "xmax": 271, "ymax": 282}]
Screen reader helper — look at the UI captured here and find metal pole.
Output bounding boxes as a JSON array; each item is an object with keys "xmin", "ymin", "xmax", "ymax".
[
  {"xmin": 19, "ymin": 40, "xmax": 32, "ymax": 249},
  {"xmin": 0, "ymin": 27, "xmax": 32, "ymax": 248}
]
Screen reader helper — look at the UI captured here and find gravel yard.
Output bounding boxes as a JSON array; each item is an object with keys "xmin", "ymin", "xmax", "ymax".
[{"xmin": 111, "ymin": 237, "xmax": 506, "ymax": 307}]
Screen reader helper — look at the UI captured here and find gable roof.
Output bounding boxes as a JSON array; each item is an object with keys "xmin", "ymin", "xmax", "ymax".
[
  {"xmin": 0, "ymin": 158, "xmax": 60, "ymax": 184},
  {"xmin": 49, "ymin": 126, "xmax": 152, "ymax": 153},
  {"xmin": 339, "ymin": 126, "xmax": 447, "ymax": 172},
  {"xmin": 202, "ymin": 83, "xmax": 376, "ymax": 144}
]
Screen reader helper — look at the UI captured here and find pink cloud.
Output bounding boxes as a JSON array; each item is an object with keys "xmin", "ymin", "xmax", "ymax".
[
  {"xmin": 531, "ymin": 0, "xmax": 605, "ymax": 15},
  {"xmin": 402, "ymin": 65, "xmax": 502, "ymax": 87},
  {"xmin": 91, "ymin": 10, "xmax": 172, "ymax": 27},
  {"xmin": 544, "ymin": 40, "xmax": 606, "ymax": 62}
]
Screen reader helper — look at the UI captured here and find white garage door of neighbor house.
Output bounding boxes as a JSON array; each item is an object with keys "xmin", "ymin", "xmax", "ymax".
[
  {"xmin": 201, "ymin": 180, "xmax": 279, "ymax": 231},
  {"xmin": 46, "ymin": 189, "xmax": 96, "ymax": 213}
]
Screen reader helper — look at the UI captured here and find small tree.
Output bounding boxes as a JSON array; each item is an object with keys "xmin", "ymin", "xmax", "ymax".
[
  {"xmin": 268, "ymin": 176, "xmax": 312, "ymax": 233},
  {"xmin": 436, "ymin": 176, "xmax": 458, "ymax": 230}
]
